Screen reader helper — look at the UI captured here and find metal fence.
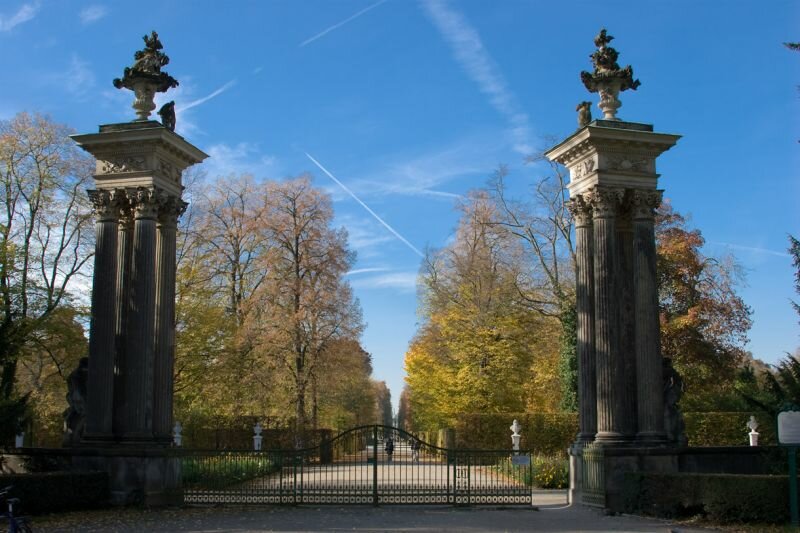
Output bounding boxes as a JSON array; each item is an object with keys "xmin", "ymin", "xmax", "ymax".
[{"xmin": 180, "ymin": 425, "xmax": 533, "ymax": 505}]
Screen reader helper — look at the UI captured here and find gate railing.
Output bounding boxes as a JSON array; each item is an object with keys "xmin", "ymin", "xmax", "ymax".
[{"xmin": 176, "ymin": 424, "xmax": 533, "ymax": 505}]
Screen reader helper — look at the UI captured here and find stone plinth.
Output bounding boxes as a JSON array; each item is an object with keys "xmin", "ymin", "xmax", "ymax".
[{"xmin": 546, "ymin": 120, "xmax": 679, "ymax": 446}]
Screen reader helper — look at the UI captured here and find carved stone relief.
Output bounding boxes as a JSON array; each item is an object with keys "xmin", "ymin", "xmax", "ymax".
[
  {"xmin": 100, "ymin": 156, "xmax": 147, "ymax": 174},
  {"xmin": 605, "ymin": 155, "xmax": 652, "ymax": 173}
]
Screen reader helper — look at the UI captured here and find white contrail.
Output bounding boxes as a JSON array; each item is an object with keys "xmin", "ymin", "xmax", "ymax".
[
  {"xmin": 421, "ymin": 0, "xmax": 533, "ymax": 156},
  {"xmin": 300, "ymin": 0, "xmax": 387, "ymax": 47},
  {"xmin": 709, "ymin": 241, "xmax": 790, "ymax": 258},
  {"xmin": 305, "ymin": 152, "xmax": 425, "ymax": 258},
  {"xmin": 179, "ymin": 79, "xmax": 237, "ymax": 112}
]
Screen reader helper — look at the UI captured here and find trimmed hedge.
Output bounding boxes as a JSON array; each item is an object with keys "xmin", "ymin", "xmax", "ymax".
[
  {"xmin": 0, "ymin": 471, "xmax": 109, "ymax": 514},
  {"xmin": 684, "ymin": 412, "xmax": 776, "ymax": 446},
  {"xmin": 624, "ymin": 472, "xmax": 794, "ymax": 524},
  {"xmin": 453, "ymin": 413, "xmax": 578, "ymax": 454},
  {"xmin": 452, "ymin": 412, "xmax": 775, "ymax": 452}
]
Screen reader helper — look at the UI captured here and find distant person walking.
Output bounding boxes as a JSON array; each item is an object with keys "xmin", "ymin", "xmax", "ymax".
[{"xmin": 385, "ymin": 436, "xmax": 394, "ymax": 462}]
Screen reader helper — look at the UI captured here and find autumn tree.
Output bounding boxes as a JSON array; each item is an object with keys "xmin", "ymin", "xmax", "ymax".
[
  {"xmin": 486, "ymin": 160, "xmax": 578, "ymax": 411},
  {"xmin": 313, "ymin": 338, "xmax": 377, "ymax": 430},
  {"xmin": 656, "ymin": 203, "xmax": 752, "ymax": 410},
  {"xmin": 396, "ymin": 385, "xmax": 411, "ymax": 430},
  {"xmin": 246, "ymin": 176, "xmax": 363, "ymax": 436},
  {"xmin": 405, "ymin": 191, "xmax": 560, "ymax": 430},
  {"xmin": 0, "ymin": 112, "xmax": 94, "ymax": 441},
  {"xmin": 374, "ymin": 380, "xmax": 393, "ymax": 426},
  {"xmin": 172, "ymin": 174, "xmax": 276, "ymax": 418}
]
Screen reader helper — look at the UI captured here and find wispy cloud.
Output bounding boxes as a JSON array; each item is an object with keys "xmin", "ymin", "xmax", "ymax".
[
  {"xmin": 300, "ymin": 0, "xmax": 387, "ymax": 47},
  {"xmin": 0, "ymin": 2, "xmax": 39, "ymax": 32},
  {"xmin": 200, "ymin": 142, "xmax": 277, "ymax": 178},
  {"xmin": 179, "ymin": 79, "xmax": 237, "ymax": 112},
  {"xmin": 306, "ymin": 152, "xmax": 425, "ymax": 258},
  {"xmin": 421, "ymin": 0, "xmax": 533, "ymax": 156},
  {"xmin": 350, "ymin": 271, "xmax": 418, "ymax": 292},
  {"xmin": 347, "ymin": 267, "xmax": 391, "ymax": 276},
  {"xmin": 79, "ymin": 5, "xmax": 107, "ymax": 25},
  {"xmin": 709, "ymin": 241, "xmax": 791, "ymax": 258},
  {"xmin": 328, "ymin": 133, "xmax": 503, "ymax": 203}
]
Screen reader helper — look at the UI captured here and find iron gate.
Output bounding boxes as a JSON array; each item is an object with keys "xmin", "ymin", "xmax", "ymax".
[{"xmin": 180, "ymin": 425, "xmax": 532, "ymax": 505}]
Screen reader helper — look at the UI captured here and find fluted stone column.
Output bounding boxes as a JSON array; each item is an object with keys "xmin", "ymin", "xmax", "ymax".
[
  {"xmin": 152, "ymin": 197, "xmax": 183, "ymax": 441},
  {"xmin": 633, "ymin": 189, "xmax": 666, "ymax": 442},
  {"xmin": 586, "ymin": 186, "xmax": 626, "ymax": 443},
  {"xmin": 113, "ymin": 198, "xmax": 133, "ymax": 438},
  {"xmin": 84, "ymin": 190, "xmax": 120, "ymax": 440},
  {"xmin": 616, "ymin": 201, "xmax": 637, "ymax": 438},
  {"xmin": 124, "ymin": 187, "xmax": 159, "ymax": 439},
  {"xmin": 569, "ymin": 196, "xmax": 597, "ymax": 443}
]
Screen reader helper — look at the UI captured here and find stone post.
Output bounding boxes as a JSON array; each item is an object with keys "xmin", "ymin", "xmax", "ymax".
[
  {"xmin": 586, "ymin": 186, "xmax": 626, "ymax": 443},
  {"xmin": 632, "ymin": 189, "xmax": 666, "ymax": 442},
  {"xmin": 153, "ymin": 197, "xmax": 183, "ymax": 442},
  {"xmin": 124, "ymin": 188, "xmax": 159, "ymax": 439},
  {"xmin": 568, "ymin": 196, "xmax": 597, "ymax": 443},
  {"xmin": 84, "ymin": 190, "xmax": 120, "ymax": 440}
]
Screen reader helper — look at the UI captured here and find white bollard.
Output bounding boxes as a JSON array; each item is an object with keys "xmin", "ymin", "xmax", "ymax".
[
  {"xmin": 14, "ymin": 433, "xmax": 24, "ymax": 448},
  {"xmin": 747, "ymin": 416, "xmax": 759, "ymax": 447},
  {"xmin": 253, "ymin": 421, "xmax": 263, "ymax": 451},
  {"xmin": 173, "ymin": 421, "xmax": 183, "ymax": 447}
]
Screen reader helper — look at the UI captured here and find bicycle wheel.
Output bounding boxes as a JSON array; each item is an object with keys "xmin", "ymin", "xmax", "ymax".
[{"xmin": 14, "ymin": 517, "xmax": 33, "ymax": 533}]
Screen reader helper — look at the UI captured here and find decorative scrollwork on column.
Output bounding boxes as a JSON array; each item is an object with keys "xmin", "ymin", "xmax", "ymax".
[
  {"xmin": 156, "ymin": 194, "xmax": 187, "ymax": 227},
  {"xmin": 88, "ymin": 189, "xmax": 122, "ymax": 221},
  {"xmin": 629, "ymin": 189, "xmax": 663, "ymax": 220},
  {"xmin": 567, "ymin": 195, "xmax": 593, "ymax": 228},
  {"xmin": 128, "ymin": 187, "xmax": 160, "ymax": 220},
  {"xmin": 584, "ymin": 186, "xmax": 624, "ymax": 219}
]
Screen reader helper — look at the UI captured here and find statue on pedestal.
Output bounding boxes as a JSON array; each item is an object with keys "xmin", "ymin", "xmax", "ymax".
[
  {"xmin": 63, "ymin": 357, "xmax": 89, "ymax": 446},
  {"xmin": 663, "ymin": 358, "xmax": 688, "ymax": 446},
  {"xmin": 576, "ymin": 101, "xmax": 592, "ymax": 127}
]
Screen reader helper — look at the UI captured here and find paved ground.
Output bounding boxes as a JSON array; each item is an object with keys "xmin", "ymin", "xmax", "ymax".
[{"xmin": 32, "ymin": 490, "xmax": 718, "ymax": 532}]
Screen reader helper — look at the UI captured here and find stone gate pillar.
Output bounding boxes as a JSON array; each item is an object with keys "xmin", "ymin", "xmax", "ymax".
[
  {"xmin": 544, "ymin": 28, "xmax": 680, "ymax": 448},
  {"xmin": 70, "ymin": 31, "xmax": 207, "ymax": 505}
]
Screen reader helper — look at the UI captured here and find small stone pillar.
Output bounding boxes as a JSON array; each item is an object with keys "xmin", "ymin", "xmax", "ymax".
[
  {"xmin": 747, "ymin": 416, "xmax": 759, "ymax": 447},
  {"xmin": 173, "ymin": 421, "xmax": 183, "ymax": 447},
  {"xmin": 253, "ymin": 422, "xmax": 263, "ymax": 451},
  {"xmin": 70, "ymin": 31, "xmax": 207, "ymax": 505},
  {"xmin": 510, "ymin": 419, "xmax": 522, "ymax": 452}
]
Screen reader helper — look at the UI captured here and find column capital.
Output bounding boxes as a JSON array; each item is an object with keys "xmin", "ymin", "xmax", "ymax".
[
  {"xmin": 128, "ymin": 187, "xmax": 160, "ymax": 220},
  {"xmin": 630, "ymin": 189, "xmax": 663, "ymax": 220},
  {"xmin": 584, "ymin": 186, "xmax": 624, "ymax": 219},
  {"xmin": 568, "ymin": 196, "xmax": 593, "ymax": 228},
  {"xmin": 88, "ymin": 189, "xmax": 123, "ymax": 221},
  {"xmin": 156, "ymin": 195, "xmax": 187, "ymax": 227}
]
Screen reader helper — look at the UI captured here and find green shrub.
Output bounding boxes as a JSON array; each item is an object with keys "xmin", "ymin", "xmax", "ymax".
[
  {"xmin": 0, "ymin": 471, "xmax": 108, "ymax": 514},
  {"xmin": 531, "ymin": 455, "xmax": 569, "ymax": 489},
  {"xmin": 624, "ymin": 472, "xmax": 794, "ymax": 524},
  {"xmin": 182, "ymin": 453, "xmax": 279, "ymax": 488},
  {"xmin": 493, "ymin": 454, "xmax": 568, "ymax": 489}
]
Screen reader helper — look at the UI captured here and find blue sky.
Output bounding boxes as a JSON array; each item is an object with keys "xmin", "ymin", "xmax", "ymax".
[{"xmin": 2, "ymin": 0, "xmax": 798, "ymax": 412}]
